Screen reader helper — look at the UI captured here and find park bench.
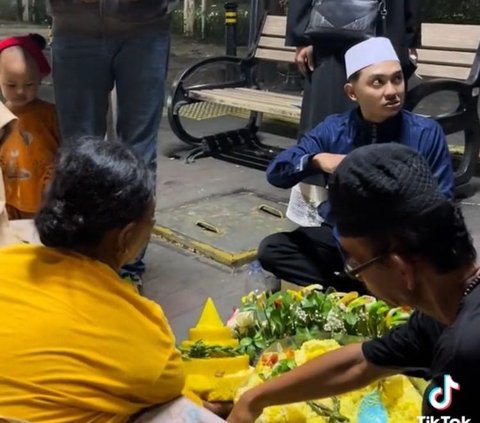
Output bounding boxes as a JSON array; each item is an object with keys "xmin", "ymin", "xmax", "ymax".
[
  {"xmin": 167, "ymin": 15, "xmax": 480, "ymax": 193},
  {"xmin": 406, "ymin": 23, "xmax": 480, "ymax": 194},
  {"xmin": 167, "ymin": 14, "xmax": 297, "ymax": 170}
]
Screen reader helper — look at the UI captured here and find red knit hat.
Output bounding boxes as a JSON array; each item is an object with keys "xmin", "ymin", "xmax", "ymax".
[{"xmin": 0, "ymin": 35, "xmax": 51, "ymax": 76}]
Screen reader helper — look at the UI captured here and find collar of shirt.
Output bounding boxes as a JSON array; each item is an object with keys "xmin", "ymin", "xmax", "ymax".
[{"xmin": 351, "ymin": 108, "xmax": 404, "ymax": 147}]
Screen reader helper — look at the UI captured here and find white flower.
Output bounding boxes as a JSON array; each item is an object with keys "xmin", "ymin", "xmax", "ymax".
[
  {"xmin": 295, "ymin": 309, "xmax": 308, "ymax": 322},
  {"xmin": 323, "ymin": 309, "xmax": 345, "ymax": 333},
  {"xmin": 227, "ymin": 309, "xmax": 255, "ymax": 335}
]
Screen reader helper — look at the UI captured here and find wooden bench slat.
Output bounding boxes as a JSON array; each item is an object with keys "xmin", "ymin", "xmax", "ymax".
[
  {"xmin": 260, "ymin": 20, "xmax": 480, "ymax": 51},
  {"xmin": 416, "ymin": 63, "xmax": 471, "ymax": 80},
  {"xmin": 262, "ymin": 15, "xmax": 287, "ymax": 37},
  {"xmin": 191, "ymin": 88, "xmax": 300, "ymax": 107},
  {"xmin": 235, "ymin": 88, "xmax": 301, "ymax": 102},
  {"xmin": 258, "ymin": 36, "xmax": 294, "ymax": 51},
  {"xmin": 422, "ymin": 23, "xmax": 480, "ymax": 51},
  {"xmin": 188, "ymin": 93, "xmax": 300, "ymax": 119},
  {"xmin": 417, "ymin": 49, "xmax": 475, "ymax": 67},
  {"xmin": 189, "ymin": 88, "xmax": 301, "ymax": 119},
  {"xmin": 217, "ymin": 88, "xmax": 300, "ymax": 108},
  {"xmin": 255, "ymin": 47, "xmax": 296, "ymax": 63}
]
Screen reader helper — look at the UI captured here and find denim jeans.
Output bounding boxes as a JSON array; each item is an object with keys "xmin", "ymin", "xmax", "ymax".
[{"xmin": 52, "ymin": 31, "xmax": 170, "ymax": 278}]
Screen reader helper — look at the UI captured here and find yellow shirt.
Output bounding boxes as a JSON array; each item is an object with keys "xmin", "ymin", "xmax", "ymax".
[
  {"xmin": 0, "ymin": 100, "xmax": 60, "ymax": 213},
  {"xmin": 0, "ymin": 244, "xmax": 185, "ymax": 423}
]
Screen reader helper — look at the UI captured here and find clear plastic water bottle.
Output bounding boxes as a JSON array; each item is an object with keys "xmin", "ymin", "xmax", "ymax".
[
  {"xmin": 244, "ymin": 260, "xmax": 281, "ymax": 295},
  {"xmin": 244, "ymin": 260, "xmax": 267, "ymax": 296}
]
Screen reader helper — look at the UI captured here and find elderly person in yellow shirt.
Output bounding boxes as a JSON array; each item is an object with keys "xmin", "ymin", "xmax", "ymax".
[{"xmin": 0, "ymin": 137, "xmax": 222, "ymax": 423}]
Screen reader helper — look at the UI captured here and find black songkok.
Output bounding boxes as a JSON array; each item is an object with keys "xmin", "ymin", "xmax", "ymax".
[{"xmin": 330, "ymin": 143, "xmax": 448, "ymax": 237}]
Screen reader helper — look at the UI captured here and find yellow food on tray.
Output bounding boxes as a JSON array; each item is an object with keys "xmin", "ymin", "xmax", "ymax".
[
  {"xmin": 181, "ymin": 297, "xmax": 238, "ymax": 348},
  {"xmin": 180, "ymin": 298, "xmax": 252, "ymax": 402},
  {"xmin": 185, "ymin": 369, "xmax": 253, "ymax": 402},
  {"xmin": 294, "ymin": 338, "xmax": 341, "ymax": 365},
  {"xmin": 237, "ymin": 339, "xmax": 422, "ymax": 422}
]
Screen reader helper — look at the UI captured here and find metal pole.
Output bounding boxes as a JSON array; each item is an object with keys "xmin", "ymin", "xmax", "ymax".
[
  {"xmin": 201, "ymin": 0, "xmax": 207, "ymax": 39},
  {"xmin": 224, "ymin": 2, "xmax": 238, "ymax": 56}
]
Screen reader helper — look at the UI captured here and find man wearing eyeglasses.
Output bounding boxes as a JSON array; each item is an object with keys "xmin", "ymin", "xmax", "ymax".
[
  {"xmin": 228, "ymin": 143, "xmax": 479, "ymax": 423},
  {"xmin": 258, "ymin": 37, "xmax": 454, "ymax": 292}
]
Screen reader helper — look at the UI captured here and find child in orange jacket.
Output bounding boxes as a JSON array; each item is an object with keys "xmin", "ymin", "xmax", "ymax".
[{"xmin": 0, "ymin": 34, "xmax": 60, "ymax": 219}]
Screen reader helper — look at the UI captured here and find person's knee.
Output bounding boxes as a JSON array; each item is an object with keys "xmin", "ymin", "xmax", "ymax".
[{"xmin": 257, "ymin": 233, "xmax": 286, "ymax": 271}]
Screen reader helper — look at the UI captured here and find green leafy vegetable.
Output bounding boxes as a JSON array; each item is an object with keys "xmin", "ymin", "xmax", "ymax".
[
  {"xmin": 270, "ymin": 358, "xmax": 297, "ymax": 378},
  {"xmin": 307, "ymin": 398, "xmax": 350, "ymax": 422},
  {"xmin": 180, "ymin": 341, "xmax": 244, "ymax": 360}
]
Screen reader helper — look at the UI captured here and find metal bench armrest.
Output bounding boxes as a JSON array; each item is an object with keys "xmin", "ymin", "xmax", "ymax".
[
  {"xmin": 466, "ymin": 45, "xmax": 480, "ymax": 87},
  {"xmin": 406, "ymin": 77, "xmax": 480, "ymax": 191},
  {"xmin": 167, "ymin": 55, "xmax": 260, "ymax": 147},
  {"xmin": 406, "ymin": 79, "xmax": 474, "ymax": 111},
  {"xmin": 172, "ymin": 55, "xmax": 256, "ymax": 91}
]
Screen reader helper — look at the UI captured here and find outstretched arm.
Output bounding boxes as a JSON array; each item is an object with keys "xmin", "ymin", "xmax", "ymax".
[
  {"xmin": 228, "ymin": 311, "xmax": 439, "ymax": 423},
  {"xmin": 227, "ymin": 343, "xmax": 394, "ymax": 423}
]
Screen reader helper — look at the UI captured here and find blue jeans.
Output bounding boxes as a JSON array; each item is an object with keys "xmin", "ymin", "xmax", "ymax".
[{"xmin": 52, "ymin": 31, "xmax": 170, "ymax": 278}]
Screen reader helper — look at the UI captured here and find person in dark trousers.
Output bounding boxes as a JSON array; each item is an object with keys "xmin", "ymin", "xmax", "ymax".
[
  {"xmin": 257, "ymin": 37, "xmax": 453, "ymax": 292},
  {"xmin": 47, "ymin": 0, "xmax": 176, "ymax": 290},
  {"xmin": 288, "ymin": 0, "xmax": 421, "ymax": 133},
  {"xmin": 228, "ymin": 143, "xmax": 480, "ymax": 423}
]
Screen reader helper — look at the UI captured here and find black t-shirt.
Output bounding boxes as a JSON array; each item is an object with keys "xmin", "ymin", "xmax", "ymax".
[{"xmin": 363, "ymin": 285, "xmax": 480, "ymax": 420}]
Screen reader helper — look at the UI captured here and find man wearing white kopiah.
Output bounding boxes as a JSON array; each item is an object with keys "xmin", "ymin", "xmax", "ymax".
[{"xmin": 258, "ymin": 37, "xmax": 454, "ymax": 292}]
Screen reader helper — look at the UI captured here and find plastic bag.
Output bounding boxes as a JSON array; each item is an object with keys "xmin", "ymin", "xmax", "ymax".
[{"xmin": 130, "ymin": 397, "xmax": 226, "ymax": 423}]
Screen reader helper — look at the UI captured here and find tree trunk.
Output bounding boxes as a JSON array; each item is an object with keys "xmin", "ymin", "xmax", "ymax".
[
  {"xmin": 16, "ymin": 0, "xmax": 23, "ymax": 21},
  {"xmin": 23, "ymin": 0, "xmax": 31, "ymax": 22},
  {"xmin": 184, "ymin": 0, "xmax": 196, "ymax": 36}
]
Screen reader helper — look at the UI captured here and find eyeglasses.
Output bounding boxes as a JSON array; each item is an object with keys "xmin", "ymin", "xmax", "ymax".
[{"xmin": 344, "ymin": 253, "xmax": 387, "ymax": 281}]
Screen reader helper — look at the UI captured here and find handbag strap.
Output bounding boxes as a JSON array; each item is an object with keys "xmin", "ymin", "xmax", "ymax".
[{"xmin": 378, "ymin": 0, "xmax": 387, "ymax": 36}]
